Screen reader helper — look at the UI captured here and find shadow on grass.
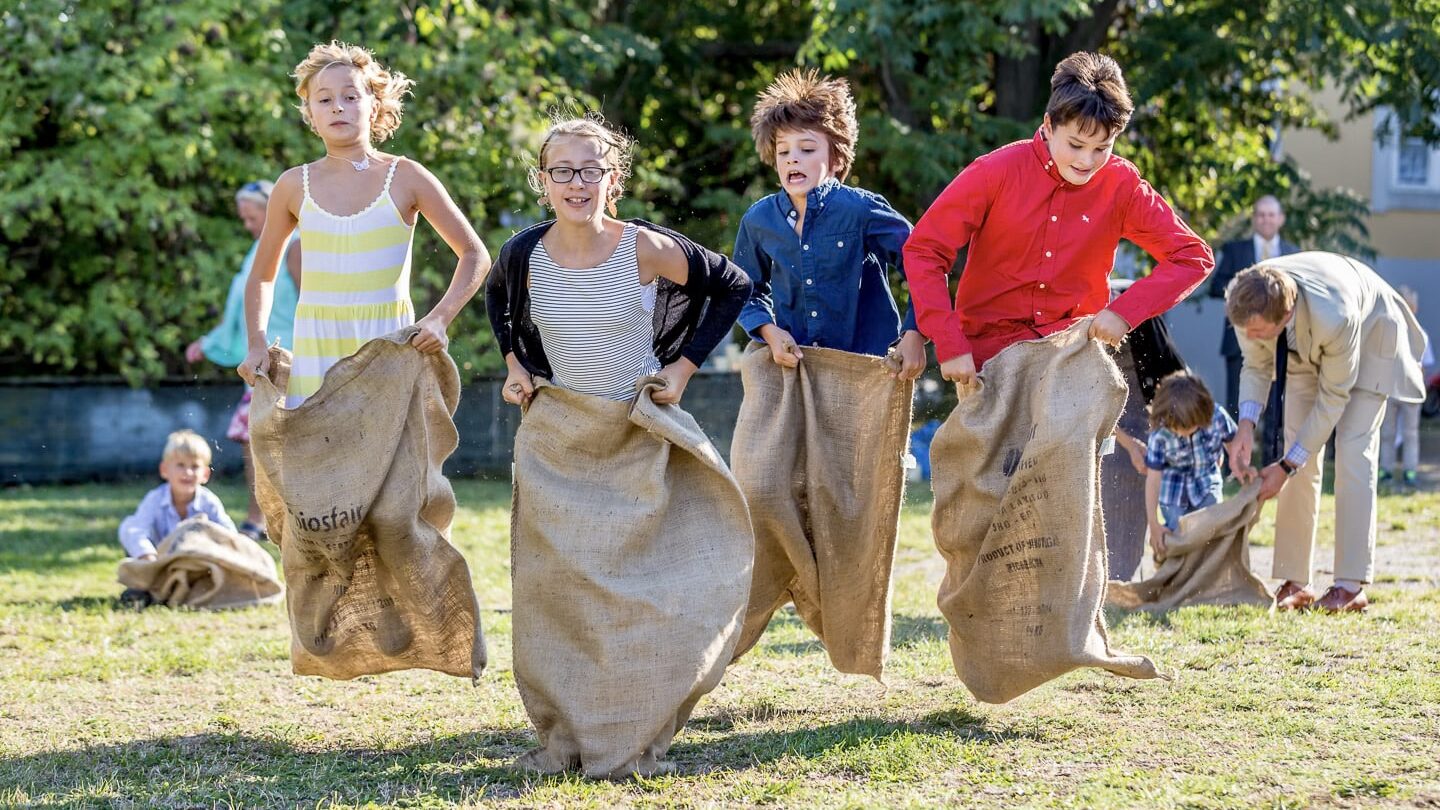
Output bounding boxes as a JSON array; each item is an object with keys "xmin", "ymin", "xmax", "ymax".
[
  {"xmin": 677, "ymin": 707, "xmax": 1040, "ymax": 772},
  {"xmin": 0, "ymin": 707, "xmax": 1032, "ymax": 802},
  {"xmin": 0, "ymin": 728, "xmax": 563, "ymax": 805},
  {"xmin": 760, "ymin": 611, "xmax": 948, "ymax": 658}
]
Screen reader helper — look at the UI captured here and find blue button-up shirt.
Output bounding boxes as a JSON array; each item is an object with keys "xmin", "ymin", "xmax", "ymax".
[
  {"xmin": 1145, "ymin": 405, "xmax": 1238, "ymax": 508},
  {"xmin": 733, "ymin": 179, "xmax": 918, "ymax": 357},
  {"xmin": 118, "ymin": 483, "xmax": 235, "ymax": 558}
]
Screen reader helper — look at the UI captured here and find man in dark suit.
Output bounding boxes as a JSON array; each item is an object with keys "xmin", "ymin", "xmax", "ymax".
[{"xmin": 1208, "ymin": 195, "xmax": 1299, "ymax": 416}]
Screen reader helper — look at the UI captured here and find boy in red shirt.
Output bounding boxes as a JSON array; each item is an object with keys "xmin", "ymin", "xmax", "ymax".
[{"xmin": 903, "ymin": 52, "xmax": 1212, "ymax": 380}]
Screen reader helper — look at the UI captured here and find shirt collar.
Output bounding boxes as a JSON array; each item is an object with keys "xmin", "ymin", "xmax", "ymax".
[
  {"xmin": 1031, "ymin": 128, "xmax": 1069, "ymax": 185},
  {"xmin": 1254, "ymin": 233, "xmax": 1280, "ymax": 252},
  {"xmin": 160, "ymin": 483, "xmax": 197, "ymax": 520},
  {"xmin": 778, "ymin": 176, "xmax": 842, "ymax": 221}
]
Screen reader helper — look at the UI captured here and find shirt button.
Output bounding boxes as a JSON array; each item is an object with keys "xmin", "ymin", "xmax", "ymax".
[
  {"xmin": 837, "ymin": 240, "xmax": 844, "ymax": 247},
  {"xmin": 806, "ymin": 279, "xmax": 813, "ymax": 285},
  {"xmin": 803, "ymin": 244, "xmax": 809, "ymax": 251},
  {"xmin": 1045, "ymin": 251, "xmax": 1053, "ymax": 258},
  {"xmin": 1050, "ymin": 215, "xmax": 1057, "ymax": 222},
  {"xmin": 810, "ymin": 311, "xmax": 818, "ymax": 317},
  {"xmin": 1039, "ymin": 283, "xmax": 1046, "ymax": 289},
  {"xmin": 1036, "ymin": 311, "xmax": 1042, "ymax": 316}
]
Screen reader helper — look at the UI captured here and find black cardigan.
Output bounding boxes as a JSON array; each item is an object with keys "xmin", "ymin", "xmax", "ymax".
[{"xmin": 485, "ymin": 219, "xmax": 752, "ymax": 378}]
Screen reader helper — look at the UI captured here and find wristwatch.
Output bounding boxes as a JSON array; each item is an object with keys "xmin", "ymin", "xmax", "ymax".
[{"xmin": 1279, "ymin": 458, "xmax": 1300, "ymax": 477}]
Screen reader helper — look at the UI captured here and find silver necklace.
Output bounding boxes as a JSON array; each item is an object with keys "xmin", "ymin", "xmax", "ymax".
[{"xmin": 326, "ymin": 152, "xmax": 372, "ymax": 172}]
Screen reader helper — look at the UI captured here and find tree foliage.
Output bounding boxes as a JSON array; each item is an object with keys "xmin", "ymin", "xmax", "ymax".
[{"xmin": 4, "ymin": 0, "xmax": 1440, "ymax": 383}]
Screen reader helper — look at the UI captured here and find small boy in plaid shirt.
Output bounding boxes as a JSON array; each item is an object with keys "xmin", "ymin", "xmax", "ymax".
[{"xmin": 1144, "ymin": 371, "xmax": 1238, "ymax": 556}]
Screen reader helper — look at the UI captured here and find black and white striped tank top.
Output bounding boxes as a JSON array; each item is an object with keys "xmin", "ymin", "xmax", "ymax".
[{"xmin": 529, "ymin": 224, "xmax": 662, "ymax": 401}]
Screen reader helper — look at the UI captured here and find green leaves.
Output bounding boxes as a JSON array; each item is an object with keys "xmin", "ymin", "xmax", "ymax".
[{"xmin": 6, "ymin": 0, "xmax": 1439, "ymax": 382}]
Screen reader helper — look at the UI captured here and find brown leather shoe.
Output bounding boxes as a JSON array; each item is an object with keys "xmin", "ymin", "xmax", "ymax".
[
  {"xmin": 1274, "ymin": 580, "xmax": 1316, "ymax": 611},
  {"xmin": 1314, "ymin": 585, "xmax": 1369, "ymax": 613}
]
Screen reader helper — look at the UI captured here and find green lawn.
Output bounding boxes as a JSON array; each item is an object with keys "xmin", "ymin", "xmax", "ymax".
[{"xmin": 2, "ymin": 475, "xmax": 1438, "ymax": 808}]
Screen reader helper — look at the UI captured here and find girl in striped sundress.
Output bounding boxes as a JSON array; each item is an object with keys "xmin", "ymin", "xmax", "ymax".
[{"xmin": 237, "ymin": 41, "xmax": 489, "ymax": 399}]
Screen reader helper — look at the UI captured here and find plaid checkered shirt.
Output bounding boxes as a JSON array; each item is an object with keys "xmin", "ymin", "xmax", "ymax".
[{"xmin": 1145, "ymin": 405, "xmax": 1238, "ymax": 507}]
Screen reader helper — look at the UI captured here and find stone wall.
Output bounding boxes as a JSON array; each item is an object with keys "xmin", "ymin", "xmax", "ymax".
[{"xmin": 1, "ymin": 372, "xmax": 747, "ymax": 485}]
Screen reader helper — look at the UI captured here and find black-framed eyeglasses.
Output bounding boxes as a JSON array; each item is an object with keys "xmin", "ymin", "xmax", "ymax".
[{"xmin": 541, "ymin": 166, "xmax": 611, "ymax": 184}]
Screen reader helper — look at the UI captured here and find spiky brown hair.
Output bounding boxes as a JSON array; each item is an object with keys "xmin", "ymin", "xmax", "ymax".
[{"xmin": 750, "ymin": 69, "xmax": 858, "ymax": 179}]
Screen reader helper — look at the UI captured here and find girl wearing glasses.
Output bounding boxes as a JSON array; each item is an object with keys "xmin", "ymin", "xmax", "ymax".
[
  {"xmin": 237, "ymin": 41, "xmax": 489, "ymax": 406},
  {"xmin": 485, "ymin": 113, "xmax": 752, "ymax": 778},
  {"xmin": 184, "ymin": 179, "xmax": 301, "ymax": 540},
  {"xmin": 489, "ymin": 114, "xmax": 749, "ymax": 406}
]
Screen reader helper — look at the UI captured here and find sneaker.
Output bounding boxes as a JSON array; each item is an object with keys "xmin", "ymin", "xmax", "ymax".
[
  {"xmin": 1402, "ymin": 470, "xmax": 1419, "ymax": 488},
  {"xmin": 119, "ymin": 587, "xmax": 153, "ymax": 609},
  {"xmin": 239, "ymin": 521, "xmax": 269, "ymax": 543},
  {"xmin": 1377, "ymin": 470, "xmax": 1394, "ymax": 491}
]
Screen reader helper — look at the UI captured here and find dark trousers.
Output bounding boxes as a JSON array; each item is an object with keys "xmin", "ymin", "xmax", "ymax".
[
  {"xmin": 1226, "ymin": 352, "xmax": 1282, "ymax": 464},
  {"xmin": 1224, "ymin": 353, "xmax": 1243, "ymax": 420}
]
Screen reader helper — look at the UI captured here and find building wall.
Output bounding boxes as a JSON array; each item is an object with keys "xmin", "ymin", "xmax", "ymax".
[
  {"xmin": 1281, "ymin": 86, "xmax": 1440, "ymax": 347},
  {"xmin": 1159, "ymin": 86, "xmax": 1440, "ymax": 380}
]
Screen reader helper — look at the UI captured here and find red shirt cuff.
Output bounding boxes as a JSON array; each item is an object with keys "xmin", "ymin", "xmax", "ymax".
[
  {"xmin": 932, "ymin": 325, "xmax": 972, "ymax": 364},
  {"xmin": 1106, "ymin": 297, "xmax": 1147, "ymax": 334}
]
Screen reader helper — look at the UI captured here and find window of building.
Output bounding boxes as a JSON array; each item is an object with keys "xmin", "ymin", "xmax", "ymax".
[
  {"xmin": 1396, "ymin": 137, "xmax": 1433, "ymax": 188},
  {"xmin": 1372, "ymin": 108, "xmax": 1440, "ymax": 211}
]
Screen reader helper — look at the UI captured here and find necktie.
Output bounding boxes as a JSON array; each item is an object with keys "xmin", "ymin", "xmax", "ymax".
[
  {"xmin": 1262, "ymin": 333, "xmax": 1287, "ymax": 465},
  {"xmin": 1260, "ymin": 240, "xmax": 1273, "ymax": 262}
]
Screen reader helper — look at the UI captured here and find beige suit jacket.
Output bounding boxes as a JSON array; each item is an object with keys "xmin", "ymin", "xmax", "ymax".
[{"xmin": 1237, "ymin": 251, "xmax": 1426, "ymax": 455}]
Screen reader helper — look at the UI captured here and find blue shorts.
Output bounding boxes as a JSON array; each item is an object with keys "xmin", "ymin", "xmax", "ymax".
[{"xmin": 1160, "ymin": 488, "xmax": 1221, "ymax": 532}]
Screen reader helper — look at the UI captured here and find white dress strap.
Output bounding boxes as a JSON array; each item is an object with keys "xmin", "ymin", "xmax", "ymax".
[
  {"xmin": 301, "ymin": 163, "xmax": 311, "ymax": 199},
  {"xmin": 382, "ymin": 158, "xmax": 400, "ymax": 194}
]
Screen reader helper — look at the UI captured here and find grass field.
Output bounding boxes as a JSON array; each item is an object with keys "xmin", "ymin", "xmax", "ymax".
[{"xmin": 2, "ymin": 469, "xmax": 1438, "ymax": 808}]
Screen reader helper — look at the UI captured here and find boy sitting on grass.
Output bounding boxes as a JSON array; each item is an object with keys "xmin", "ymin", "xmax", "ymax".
[{"xmin": 117, "ymin": 430, "xmax": 236, "ymax": 604}]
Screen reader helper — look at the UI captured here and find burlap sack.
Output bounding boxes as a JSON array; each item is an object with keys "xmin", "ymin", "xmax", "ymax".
[
  {"xmin": 117, "ymin": 517, "xmax": 283, "ymax": 610},
  {"xmin": 511, "ymin": 378, "xmax": 753, "ymax": 779},
  {"xmin": 1108, "ymin": 480, "xmax": 1275, "ymax": 612},
  {"xmin": 931, "ymin": 321, "xmax": 1160, "ymax": 704},
  {"xmin": 728, "ymin": 343, "xmax": 914, "ymax": 680},
  {"xmin": 249, "ymin": 328, "xmax": 485, "ymax": 681}
]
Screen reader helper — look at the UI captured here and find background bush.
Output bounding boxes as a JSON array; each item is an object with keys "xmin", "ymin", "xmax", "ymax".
[{"xmin": 3, "ymin": 0, "xmax": 1437, "ymax": 384}]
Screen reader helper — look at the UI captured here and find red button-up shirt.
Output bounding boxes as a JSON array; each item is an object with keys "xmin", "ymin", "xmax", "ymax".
[{"xmin": 903, "ymin": 130, "xmax": 1214, "ymax": 366}]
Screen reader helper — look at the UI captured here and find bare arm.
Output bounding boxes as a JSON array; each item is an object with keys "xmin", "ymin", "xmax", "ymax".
[
  {"xmin": 404, "ymin": 159, "xmax": 491, "ymax": 354},
  {"xmin": 284, "ymin": 238, "xmax": 302, "ymax": 288},
  {"xmin": 1115, "ymin": 430, "xmax": 1148, "ymax": 475},
  {"xmin": 1145, "ymin": 468, "xmax": 1166, "ymax": 557},
  {"xmin": 637, "ymin": 229, "xmax": 695, "ymax": 404},
  {"xmin": 636, "ymin": 227, "xmax": 688, "ymax": 286},
  {"xmin": 238, "ymin": 169, "xmax": 302, "ymax": 383}
]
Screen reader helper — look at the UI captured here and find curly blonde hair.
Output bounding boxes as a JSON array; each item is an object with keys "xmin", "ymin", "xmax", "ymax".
[
  {"xmin": 750, "ymin": 69, "xmax": 859, "ymax": 179},
  {"xmin": 527, "ymin": 111, "xmax": 636, "ymax": 216},
  {"xmin": 292, "ymin": 41, "xmax": 414, "ymax": 143}
]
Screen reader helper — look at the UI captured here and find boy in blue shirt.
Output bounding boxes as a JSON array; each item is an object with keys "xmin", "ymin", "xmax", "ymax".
[
  {"xmin": 1144, "ymin": 371, "xmax": 1238, "ymax": 558},
  {"xmin": 728, "ymin": 70, "xmax": 924, "ymax": 679},
  {"xmin": 733, "ymin": 70, "xmax": 925, "ymax": 370}
]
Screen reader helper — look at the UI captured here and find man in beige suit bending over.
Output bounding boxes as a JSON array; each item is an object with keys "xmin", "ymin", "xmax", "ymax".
[{"xmin": 1225, "ymin": 252, "xmax": 1426, "ymax": 613}]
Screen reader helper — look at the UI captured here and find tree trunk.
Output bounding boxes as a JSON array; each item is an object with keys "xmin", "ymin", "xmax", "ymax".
[{"xmin": 992, "ymin": 0, "xmax": 1126, "ymax": 124}]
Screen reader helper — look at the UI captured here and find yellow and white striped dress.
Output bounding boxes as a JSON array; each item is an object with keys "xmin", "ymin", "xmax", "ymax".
[{"xmin": 287, "ymin": 160, "xmax": 416, "ymax": 407}]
